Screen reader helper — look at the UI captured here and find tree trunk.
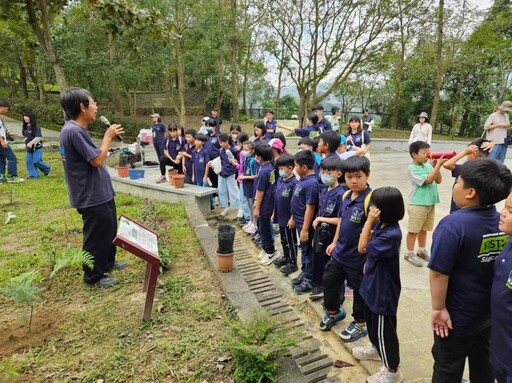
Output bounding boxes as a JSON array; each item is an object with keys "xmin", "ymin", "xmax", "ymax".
[
  {"xmin": 176, "ymin": 38, "xmax": 186, "ymax": 125},
  {"xmin": 19, "ymin": 60, "xmax": 29, "ymax": 99},
  {"xmin": 298, "ymin": 88, "xmax": 308, "ymax": 128},
  {"xmin": 430, "ymin": 0, "xmax": 445, "ymax": 130},
  {"xmin": 108, "ymin": 33, "xmax": 123, "ymax": 113},
  {"xmin": 230, "ymin": 0, "xmax": 239, "ymax": 122},
  {"xmin": 25, "ymin": 0, "xmax": 68, "ymax": 95}
]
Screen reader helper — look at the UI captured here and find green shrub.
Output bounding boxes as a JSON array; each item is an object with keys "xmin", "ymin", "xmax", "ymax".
[{"xmin": 225, "ymin": 310, "xmax": 297, "ymax": 383}]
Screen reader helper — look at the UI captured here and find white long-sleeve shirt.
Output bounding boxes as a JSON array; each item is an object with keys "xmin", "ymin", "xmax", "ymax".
[{"xmin": 409, "ymin": 123, "xmax": 432, "ymax": 145}]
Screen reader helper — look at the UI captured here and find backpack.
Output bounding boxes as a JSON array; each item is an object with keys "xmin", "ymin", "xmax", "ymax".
[{"xmin": 342, "ymin": 190, "xmax": 372, "ymax": 216}]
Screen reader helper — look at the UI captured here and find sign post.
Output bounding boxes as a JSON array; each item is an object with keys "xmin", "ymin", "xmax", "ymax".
[{"xmin": 113, "ymin": 215, "xmax": 160, "ymax": 321}]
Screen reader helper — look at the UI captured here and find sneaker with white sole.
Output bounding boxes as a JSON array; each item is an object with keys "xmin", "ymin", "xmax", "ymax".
[
  {"xmin": 319, "ymin": 308, "xmax": 346, "ymax": 331},
  {"xmin": 155, "ymin": 175, "xmax": 166, "ymax": 183},
  {"xmin": 339, "ymin": 320, "xmax": 367, "ymax": 342},
  {"xmin": 260, "ymin": 250, "xmax": 279, "ymax": 266},
  {"xmin": 367, "ymin": 366, "xmax": 403, "ymax": 383},
  {"xmin": 243, "ymin": 222, "xmax": 256, "ymax": 233},
  {"xmin": 404, "ymin": 251, "xmax": 423, "ymax": 267},
  {"xmin": 353, "ymin": 343, "xmax": 381, "ymax": 361},
  {"xmin": 416, "ymin": 249, "xmax": 431, "ymax": 261},
  {"xmin": 258, "ymin": 249, "xmax": 266, "ymax": 260}
]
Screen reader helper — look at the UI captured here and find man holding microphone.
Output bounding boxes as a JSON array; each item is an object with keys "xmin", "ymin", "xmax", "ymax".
[{"xmin": 60, "ymin": 88, "xmax": 126, "ymax": 287}]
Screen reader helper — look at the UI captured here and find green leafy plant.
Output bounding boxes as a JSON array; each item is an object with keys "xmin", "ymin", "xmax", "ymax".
[
  {"xmin": 225, "ymin": 310, "xmax": 297, "ymax": 383},
  {"xmin": 139, "ymin": 200, "xmax": 172, "ymax": 273},
  {"xmin": 50, "ymin": 245, "xmax": 95, "ymax": 279},
  {"xmin": 0, "ymin": 271, "xmax": 43, "ymax": 331}
]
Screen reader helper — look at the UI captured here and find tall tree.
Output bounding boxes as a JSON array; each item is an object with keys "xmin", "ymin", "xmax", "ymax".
[
  {"xmin": 430, "ymin": 0, "xmax": 445, "ymax": 129},
  {"xmin": 268, "ymin": 0, "xmax": 396, "ymax": 125}
]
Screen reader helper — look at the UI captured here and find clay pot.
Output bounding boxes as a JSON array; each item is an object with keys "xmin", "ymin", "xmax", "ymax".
[
  {"xmin": 168, "ymin": 170, "xmax": 178, "ymax": 185},
  {"xmin": 216, "ymin": 251, "xmax": 234, "ymax": 272},
  {"xmin": 117, "ymin": 166, "xmax": 129, "ymax": 177},
  {"xmin": 172, "ymin": 174, "xmax": 185, "ymax": 188}
]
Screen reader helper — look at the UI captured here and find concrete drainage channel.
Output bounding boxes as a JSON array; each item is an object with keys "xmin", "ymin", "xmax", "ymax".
[
  {"xmin": 233, "ymin": 237, "xmax": 338, "ymax": 383},
  {"xmin": 188, "ymin": 206, "xmax": 368, "ymax": 383}
]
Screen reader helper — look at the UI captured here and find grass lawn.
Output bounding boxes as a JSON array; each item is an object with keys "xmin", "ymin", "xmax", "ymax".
[{"xmin": 0, "ymin": 149, "xmax": 235, "ymax": 382}]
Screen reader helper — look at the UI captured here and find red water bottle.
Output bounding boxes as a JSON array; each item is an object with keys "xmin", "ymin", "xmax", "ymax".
[{"xmin": 428, "ymin": 151, "xmax": 456, "ymax": 159}]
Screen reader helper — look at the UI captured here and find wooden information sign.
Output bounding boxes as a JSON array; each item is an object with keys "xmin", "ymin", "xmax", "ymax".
[{"xmin": 113, "ymin": 215, "xmax": 160, "ymax": 321}]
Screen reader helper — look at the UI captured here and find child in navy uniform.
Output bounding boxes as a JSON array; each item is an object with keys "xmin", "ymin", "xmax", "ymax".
[
  {"xmin": 309, "ymin": 156, "xmax": 345, "ymax": 301},
  {"xmin": 156, "ymin": 123, "xmax": 184, "ymax": 183},
  {"xmin": 491, "ymin": 191, "xmax": 512, "ymax": 383},
  {"xmin": 273, "ymin": 154, "xmax": 299, "ymax": 275},
  {"xmin": 253, "ymin": 143, "xmax": 279, "ymax": 265},
  {"xmin": 253, "ymin": 121, "xmax": 269, "ymax": 143},
  {"xmin": 442, "ymin": 138, "xmax": 493, "ymax": 213},
  {"xmin": 216, "ymin": 133, "xmax": 240, "ymax": 215},
  {"xmin": 321, "ymin": 156, "xmax": 372, "ymax": 343},
  {"xmin": 181, "ymin": 128, "xmax": 196, "ymax": 184},
  {"xmin": 290, "ymin": 150, "xmax": 320, "ymax": 294},
  {"xmin": 240, "ymin": 141, "xmax": 259, "ymax": 234},
  {"xmin": 354, "ymin": 187, "xmax": 405, "ymax": 383},
  {"xmin": 192, "ymin": 133, "xmax": 209, "ymax": 187},
  {"xmin": 428, "ymin": 158, "xmax": 512, "ymax": 383}
]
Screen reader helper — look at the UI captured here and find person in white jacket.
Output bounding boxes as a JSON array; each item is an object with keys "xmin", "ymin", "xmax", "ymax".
[{"xmin": 409, "ymin": 112, "xmax": 432, "ymax": 145}]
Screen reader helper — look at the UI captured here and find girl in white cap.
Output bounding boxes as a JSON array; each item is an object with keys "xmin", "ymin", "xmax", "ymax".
[{"xmin": 409, "ymin": 112, "xmax": 432, "ymax": 145}]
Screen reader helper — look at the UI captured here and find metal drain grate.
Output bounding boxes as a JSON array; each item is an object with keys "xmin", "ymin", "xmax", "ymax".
[{"xmin": 232, "ymin": 237, "xmax": 338, "ymax": 383}]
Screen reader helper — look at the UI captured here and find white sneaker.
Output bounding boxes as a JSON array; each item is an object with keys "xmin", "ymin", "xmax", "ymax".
[
  {"xmin": 367, "ymin": 366, "xmax": 403, "ymax": 383},
  {"xmin": 258, "ymin": 249, "xmax": 266, "ymax": 260},
  {"xmin": 353, "ymin": 343, "xmax": 381, "ymax": 361},
  {"xmin": 243, "ymin": 222, "xmax": 255, "ymax": 233},
  {"xmin": 404, "ymin": 251, "xmax": 423, "ymax": 267},
  {"xmin": 155, "ymin": 175, "xmax": 166, "ymax": 183},
  {"xmin": 260, "ymin": 250, "xmax": 279, "ymax": 266},
  {"xmin": 220, "ymin": 207, "xmax": 230, "ymax": 216}
]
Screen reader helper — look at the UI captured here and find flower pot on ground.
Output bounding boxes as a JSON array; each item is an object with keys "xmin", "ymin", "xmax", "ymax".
[
  {"xmin": 117, "ymin": 166, "xmax": 129, "ymax": 177},
  {"xmin": 168, "ymin": 170, "xmax": 178, "ymax": 185},
  {"xmin": 172, "ymin": 174, "xmax": 185, "ymax": 188},
  {"xmin": 216, "ymin": 251, "xmax": 234, "ymax": 272}
]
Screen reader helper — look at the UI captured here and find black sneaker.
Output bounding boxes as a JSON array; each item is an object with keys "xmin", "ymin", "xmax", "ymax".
[
  {"xmin": 294, "ymin": 279, "xmax": 313, "ymax": 294},
  {"xmin": 272, "ymin": 257, "xmax": 288, "ymax": 267},
  {"xmin": 309, "ymin": 286, "xmax": 324, "ymax": 300},
  {"xmin": 111, "ymin": 261, "xmax": 128, "ymax": 271},
  {"xmin": 237, "ymin": 217, "xmax": 248, "ymax": 225},
  {"xmin": 281, "ymin": 263, "xmax": 298, "ymax": 276},
  {"xmin": 86, "ymin": 276, "xmax": 118, "ymax": 288},
  {"xmin": 291, "ymin": 272, "xmax": 304, "ymax": 285}
]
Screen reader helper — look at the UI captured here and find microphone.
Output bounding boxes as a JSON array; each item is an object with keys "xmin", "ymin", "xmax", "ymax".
[{"xmin": 99, "ymin": 115, "xmax": 124, "ymax": 142}]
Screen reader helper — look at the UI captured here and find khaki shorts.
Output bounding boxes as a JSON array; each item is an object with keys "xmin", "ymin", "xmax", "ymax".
[{"xmin": 407, "ymin": 204, "xmax": 435, "ymax": 233}]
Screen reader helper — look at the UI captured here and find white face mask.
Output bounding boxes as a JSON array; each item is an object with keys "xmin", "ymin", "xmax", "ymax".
[{"xmin": 231, "ymin": 134, "xmax": 238, "ymax": 141}]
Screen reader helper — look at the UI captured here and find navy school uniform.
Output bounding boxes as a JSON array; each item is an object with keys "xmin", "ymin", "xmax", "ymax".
[
  {"xmin": 294, "ymin": 124, "xmax": 318, "ymax": 138},
  {"xmin": 449, "ymin": 164, "xmax": 461, "ymax": 214},
  {"xmin": 323, "ymin": 187, "xmax": 372, "ymax": 322},
  {"xmin": 205, "ymin": 133, "xmax": 220, "ymax": 161},
  {"xmin": 242, "ymin": 155, "xmax": 258, "ymax": 200},
  {"xmin": 255, "ymin": 162, "xmax": 277, "ymax": 254},
  {"xmin": 152, "ymin": 123, "xmax": 166, "ymax": 158},
  {"xmin": 312, "ymin": 185, "xmax": 345, "ymax": 288},
  {"xmin": 317, "ymin": 118, "xmax": 332, "ymax": 133},
  {"xmin": 274, "ymin": 175, "xmax": 299, "ymax": 265},
  {"xmin": 428, "ymin": 206, "xmax": 507, "ymax": 382},
  {"xmin": 192, "ymin": 147, "xmax": 209, "ymax": 184},
  {"xmin": 266, "ymin": 119, "xmax": 277, "ymax": 134},
  {"xmin": 290, "ymin": 173, "xmax": 320, "ymax": 281},
  {"xmin": 219, "ymin": 147, "xmax": 238, "ymax": 178},
  {"xmin": 359, "ymin": 222, "xmax": 402, "ymax": 371},
  {"xmin": 160, "ymin": 137, "xmax": 184, "ymax": 174},
  {"xmin": 183, "ymin": 143, "xmax": 195, "ymax": 183},
  {"xmin": 254, "ymin": 136, "xmax": 268, "ymax": 144},
  {"xmin": 491, "ymin": 238, "xmax": 512, "ymax": 378},
  {"xmin": 345, "ymin": 130, "xmax": 371, "ymax": 149}
]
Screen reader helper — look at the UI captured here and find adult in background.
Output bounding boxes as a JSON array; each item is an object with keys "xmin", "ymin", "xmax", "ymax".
[
  {"xmin": 210, "ymin": 108, "xmax": 223, "ymax": 133},
  {"xmin": 409, "ymin": 112, "xmax": 432, "ymax": 145},
  {"xmin": 60, "ymin": 88, "xmax": 127, "ymax": 287},
  {"xmin": 327, "ymin": 106, "xmax": 341, "ymax": 132},
  {"xmin": 362, "ymin": 109, "xmax": 374, "ymax": 134},
  {"xmin": 21, "ymin": 110, "xmax": 51, "ymax": 178},
  {"xmin": 484, "ymin": 100, "xmax": 512, "ymax": 163},
  {"xmin": 150, "ymin": 113, "xmax": 166, "ymax": 161},
  {"xmin": 0, "ymin": 101, "xmax": 22, "ymax": 182}
]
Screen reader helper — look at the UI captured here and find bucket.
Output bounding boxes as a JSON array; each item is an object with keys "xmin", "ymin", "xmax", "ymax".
[
  {"xmin": 117, "ymin": 166, "xmax": 129, "ymax": 178},
  {"xmin": 172, "ymin": 174, "xmax": 185, "ymax": 188},
  {"xmin": 168, "ymin": 170, "xmax": 178, "ymax": 185},
  {"xmin": 216, "ymin": 251, "xmax": 234, "ymax": 272},
  {"xmin": 129, "ymin": 168, "xmax": 145, "ymax": 180},
  {"xmin": 218, "ymin": 225, "xmax": 235, "ymax": 254},
  {"xmin": 119, "ymin": 154, "xmax": 129, "ymax": 167}
]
